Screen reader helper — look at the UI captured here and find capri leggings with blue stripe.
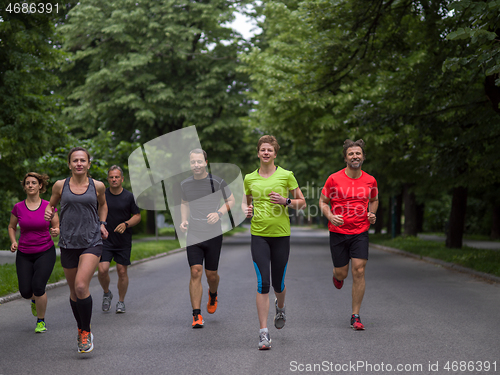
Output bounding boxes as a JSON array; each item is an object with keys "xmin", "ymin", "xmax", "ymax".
[{"xmin": 251, "ymin": 235, "xmax": 290, "ymax": 294}]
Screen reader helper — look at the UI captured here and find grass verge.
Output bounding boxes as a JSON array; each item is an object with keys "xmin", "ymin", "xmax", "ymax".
[{"xmin": 370, "ymin": 234, "xmax": 500, "ymax": 278}]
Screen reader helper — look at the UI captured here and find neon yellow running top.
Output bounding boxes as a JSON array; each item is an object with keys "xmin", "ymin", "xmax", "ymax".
[{"xmin": 244, "ymin": 166, "xmax": 299, "ymax": 237}]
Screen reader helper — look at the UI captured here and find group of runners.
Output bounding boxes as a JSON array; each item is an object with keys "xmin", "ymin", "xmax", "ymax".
[{"xmin": 7, "ymin": 135, "xmax": 378, "ymax": 352}]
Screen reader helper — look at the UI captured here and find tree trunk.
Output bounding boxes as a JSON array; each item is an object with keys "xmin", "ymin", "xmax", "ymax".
[
  {"xmin": 146, "ymin": 210, "xmax": 156, "ymax": 235},
  {"xmin": 416, "ymin": 203, "xmax": 425, "ymax": 233},
  {"xmin": 403, "ymin": 183, "xmax": 418, "ymax": 236},
  {"xmin": 485, "ymin": 74, "xmax": 500, "ymax": 114},
  {"xmin": 445, "ymin": 186, "xmax": 467, "ymax": 248},
  {"xmin": 491, "ymin": 203, "xmax": 500, "ymax": 240},
  {"xmin": 391, "ymin": 193, "xmax": 402, "ymax": 237}
]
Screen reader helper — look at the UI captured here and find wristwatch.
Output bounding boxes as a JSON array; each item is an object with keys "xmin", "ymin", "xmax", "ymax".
[
  {"xmin": 217, "ymin": 211, "xmax": 223, "ymax": 218},
  {"xmin": 99, "ymin": 221, "xmax": 107, "ymax": 226},
  {"xmin": 124, "ymin": 222, "xmax": 129, "ymax": 227},
  {"xmin": 285, "ymin": 198, "xmax": 292, "ymax": 206}
]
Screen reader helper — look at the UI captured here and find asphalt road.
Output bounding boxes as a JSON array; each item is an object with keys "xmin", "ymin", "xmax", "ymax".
[{"xmin": 1, "ymin": 228, "xmax": 499, "ymax": 375}]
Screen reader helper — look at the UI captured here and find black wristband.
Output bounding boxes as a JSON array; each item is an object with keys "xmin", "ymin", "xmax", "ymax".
[{"xmin": 124, "ymin": 222, "xmax": 129, "ymax": 227}]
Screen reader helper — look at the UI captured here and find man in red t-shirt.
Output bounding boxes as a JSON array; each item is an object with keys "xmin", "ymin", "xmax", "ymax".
[{"xmin": 319, "ymin": 139, "xmax": 378, "ymax": 330}]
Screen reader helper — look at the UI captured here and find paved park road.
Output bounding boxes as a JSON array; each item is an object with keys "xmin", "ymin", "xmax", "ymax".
[{"xmin": 1, "ymin": 228, "xmax": 499, "ymax": 375}]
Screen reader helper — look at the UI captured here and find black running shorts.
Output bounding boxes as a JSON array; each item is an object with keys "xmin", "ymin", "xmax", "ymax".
[
  {"xmin": 329, "ymin": 231, "xmax": 369, "ymax": 268},
  {"xmin": 186, "ymin": 234, "xmax": 223, "ymax": 271},
  {"xmin": 100, "ymin": 248, "xmax": 132, "ymax": 266},
  {"xmin": 60, "ymin": 245, "xmax": 102, "ymax": 269}
]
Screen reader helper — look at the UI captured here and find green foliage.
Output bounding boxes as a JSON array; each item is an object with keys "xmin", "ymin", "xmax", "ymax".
[
  {"xmin": 0, "ymin": 2, "xmax": 68, "ymax": 247},
  {"xmin": 0, "ymin": 3, "xmax": 67, "ymax": 188},
  {"xmin": 444, "ymin": 1, "xmax": 500, "ymax": 78},
  {"xmin": 423, "ymin": 195, "xmax": 452, "ymax": 233},
  {"xmin": 57, "ymin": 0, "xmax": 255, "ymax": 169}
]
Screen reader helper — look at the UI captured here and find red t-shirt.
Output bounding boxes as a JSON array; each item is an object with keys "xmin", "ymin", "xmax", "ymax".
[{"xmin": 321, "ymin": 169, "xmax": 378, "ymax": 234}]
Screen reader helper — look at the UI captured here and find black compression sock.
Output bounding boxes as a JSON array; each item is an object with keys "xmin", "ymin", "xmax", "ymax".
[
  {"xmin": 70, "ymin": 298, "xmax": 82, "ymax": 329},
  {"xmin": 193, "ymin": 309, "xmax": 201, "ymax": 317},
  {"xmin": 76, "ymin": 295, "xmax": 93, "ymax": 332}
]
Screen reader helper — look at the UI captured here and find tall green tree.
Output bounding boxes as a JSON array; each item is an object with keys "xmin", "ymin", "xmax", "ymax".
[
  {"xmin": 58, "ymin": 0, "xmax": 253, "ymax": 157},
  {"xmin": 0, "ymin": 1, "xmax": 68, "ymax": 246}
]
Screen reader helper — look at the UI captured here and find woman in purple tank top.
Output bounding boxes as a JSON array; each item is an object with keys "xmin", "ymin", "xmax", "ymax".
[
  {"xmin": 45, "ymin": 147, "xmax": 108, "ymax": 354},
  {"xmin": 8, "ymin": 172, "xmax": 60, "ymax": 334}
]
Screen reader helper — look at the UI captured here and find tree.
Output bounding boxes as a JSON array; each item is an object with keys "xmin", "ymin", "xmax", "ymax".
[
  {"xmin": 58, "ymin": 0, "xmax": 253, "ymax": 154},
  {"xmin": 445, "ymin": 0, "xmax": 500, "ymax": 112},
  {"xmin": 0, "ymin": 2, "xmax": 68, "ymax": 246}
]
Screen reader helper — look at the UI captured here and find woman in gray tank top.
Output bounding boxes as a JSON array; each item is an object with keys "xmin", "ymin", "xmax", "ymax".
[{"xmin": 45, "ymin": 147, "xmax": 108, "ymax": 354}]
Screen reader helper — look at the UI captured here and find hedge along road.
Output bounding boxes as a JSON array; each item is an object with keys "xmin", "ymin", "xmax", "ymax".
[{"xmin": 0, "ymin": 228, "xmax": 499, "ymax": 375}]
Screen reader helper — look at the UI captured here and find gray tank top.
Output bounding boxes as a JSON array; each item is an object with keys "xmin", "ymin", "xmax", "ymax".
[{"xmin": 58, "ymin": 177, "xmax": 103, "ymax": 249}]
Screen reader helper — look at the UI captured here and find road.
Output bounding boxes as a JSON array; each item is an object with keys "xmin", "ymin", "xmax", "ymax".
[{"xmin": 0, "ymin": 228, "xmax": 499, "ymax": 375}]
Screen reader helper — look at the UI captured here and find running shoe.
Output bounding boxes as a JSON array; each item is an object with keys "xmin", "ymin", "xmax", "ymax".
[
  {"xmin": 258, "ymin": 331, "xmax": 271, "ymax": 350},
  {"xmin": 274, "ymin": 298, "xmax": 286, "ymax": 329},
  {"xmin": 35, "ymin": 321, "xmax": 47, "ymax": 333},
  {"xmin": 192, "ymin": 314, "xmax": 204, "ymax": 328},
  {"xmin": 350, "ymin": 314, "xmax": 365, "ymax": 330},
  {"xmin": 31, "ymin": 300, "xmax": 37, "ymax": 317},
  {"xmin": 78, "ymin": 330, "xmax": 94, "ymax": 353},
  {"xmin": 207, "ymin": 291, "xmax": 218, "ymax": 314},
  {"xmin": 333, "ymin": 275, "xmax": 344, "ymax": 289},
  {"xmin": 102, "ymin": 291, "xmax": 113, "ymax": 312},
  {"xmin": 116, "ymin": 301, "xmax": 126, "ymax": 313}
]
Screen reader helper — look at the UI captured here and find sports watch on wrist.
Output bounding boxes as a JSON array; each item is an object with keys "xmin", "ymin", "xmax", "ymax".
[
  {"xmin": 217, "ymin": 211, "xmax": 223, "ymax": 218},
  {"xmin": 285, "ymin": 198, "xmax": 292, "ymax": 206},
  {"xmin": 100, "ymin": 221, "xmax": 107, "ymax": 226}
]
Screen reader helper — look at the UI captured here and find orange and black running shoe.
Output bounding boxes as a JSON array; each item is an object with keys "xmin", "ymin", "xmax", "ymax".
[
  {"xmin": 207, "ymin": 291, "xmax": 218, "ymax": 314},
  {"xmin": 192, "ymin": 314, "xmax": 204, "ymax": 328},
  {"xmin": 78, "ymin": 330, "xmax": 94, "ymax": 353}
]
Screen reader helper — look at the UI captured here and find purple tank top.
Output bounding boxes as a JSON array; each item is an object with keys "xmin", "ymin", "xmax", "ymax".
[{"xmin": 11, "ymin": 200, "xmax": 55, "ymax": 254}]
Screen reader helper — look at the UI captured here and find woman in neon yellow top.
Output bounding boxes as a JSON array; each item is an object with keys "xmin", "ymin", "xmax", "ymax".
[{"xmin": 242, "ymin": 135, "xmax": 306, "ymax": 350}]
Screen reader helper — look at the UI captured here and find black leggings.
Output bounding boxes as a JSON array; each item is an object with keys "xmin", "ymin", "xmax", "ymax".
[
  {"xmin": 251, "ymin": 235, "xmax": 290, "ymax": 294},
  {"xmin": 16, "ymin": 245, "xmax": 56, "ymax": 299}
]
